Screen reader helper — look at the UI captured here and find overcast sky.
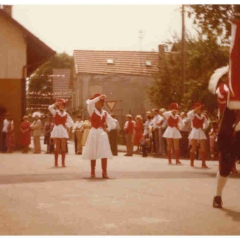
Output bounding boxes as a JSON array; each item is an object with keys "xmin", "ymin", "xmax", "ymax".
[{"xmin": 12, "ymin": 4, "xmax": 196, "ymax": 55}]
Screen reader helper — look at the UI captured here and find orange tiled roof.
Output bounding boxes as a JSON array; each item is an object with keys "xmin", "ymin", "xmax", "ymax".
[{"xmin": 73, "ymin": 50, "xmax": 159, "ymax": 76}]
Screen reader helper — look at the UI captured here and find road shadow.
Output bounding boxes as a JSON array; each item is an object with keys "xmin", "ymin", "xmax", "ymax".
[{"xmin": 221, "ymin": 208, "xmax": 240, "ymax": 222}]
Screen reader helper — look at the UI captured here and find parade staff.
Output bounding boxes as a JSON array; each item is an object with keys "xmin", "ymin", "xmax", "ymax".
[
  {"xmin": 82, "ymin": 94, "xmax": 116, "ymax": 179},
  {"xmin": 48, "ymin": 99, "xmax": 73, "ymax": 167},
  {"xmin": 187, "ymin": 103, "xmax": 209, "ymax": 168},
  {"xmin": 163, "ymin": 103, "xmax": 183, "ymax": 164}
]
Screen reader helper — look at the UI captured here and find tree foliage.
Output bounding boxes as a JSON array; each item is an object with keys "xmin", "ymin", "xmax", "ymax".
[
  {"xmin": 146, "ymin": 35, "xmax": 229, "ymax": 116},
  {"xmin": 27, "ymin": 52, "xmax": 73, "ymax": 114}
]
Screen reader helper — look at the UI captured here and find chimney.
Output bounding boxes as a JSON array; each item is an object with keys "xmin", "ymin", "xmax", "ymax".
[
  {"xmin": 158, "ymin": 44, "xmax": 165, "ymax": 56},
  {"xmin": 2, "ymin": 5, "xmax": 12, "ymax": 17}
]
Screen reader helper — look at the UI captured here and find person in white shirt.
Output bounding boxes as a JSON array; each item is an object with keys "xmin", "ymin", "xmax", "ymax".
[
  {"xmin": 151, "ymin": 109, "xmax": 162, "ymax": 157},
  {"xmin": 30, "ymin": 113, "xmax": 42, "ymax": 154},
  {"xmin": 48, "ymin": 99, "xmax": 74, "ymax": 167},
  {"xmin": 1, "ymin": 113, "xmax": 10, "ymax": 153},
  {"xmin": 72, "ymin": 115, "xmax": 83, "ymax": 155}
]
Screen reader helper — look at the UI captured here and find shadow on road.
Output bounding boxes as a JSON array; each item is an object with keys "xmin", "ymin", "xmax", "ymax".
[
  {"xmin": 0, "ymin": 170, "xmax": 239, "ymax": 185},
  {"xmin": 221, "ymin": 208, "xmax": 240, "ymax": 222}
]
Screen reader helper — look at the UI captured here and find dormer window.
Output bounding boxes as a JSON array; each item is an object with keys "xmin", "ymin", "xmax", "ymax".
[
  {"xmin": 107, "ymin": 59, "xmax": 114, "ymax": 64},
  {"xmin": 145, "ymin": 60, "xmax": 151, "ymax": 66}
]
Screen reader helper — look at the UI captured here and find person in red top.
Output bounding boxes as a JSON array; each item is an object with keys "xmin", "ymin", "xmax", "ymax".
[
  {"xmin": 48, "ymin": 99, "xmax": 74, "ymax": 167},
  {"xmin": 82, "ymin": 94, "xmax": 116, "ymax": 179},
  {"xmin": 134, "ymin": 115, "xmax": 143, "ymax": 152},
  {"xmin": 187, "ymin": 103, "xmax": 209, "ymax": 168},
  {"xmin": 163, "ymin": 103, "xmax": 183, "ymax": 164},
  {"xmin": 20, "ymin": 116, "xmax": 31, "ymax": 153},
  {"xmin": 124, "ymin": 114, "xmax": 135, "ymax": 156}
]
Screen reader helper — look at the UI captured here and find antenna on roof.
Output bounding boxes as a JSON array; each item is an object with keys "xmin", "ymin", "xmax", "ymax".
[{"xmin": 138, "ymin": 30, "xmax": 145, "ymax": 52}]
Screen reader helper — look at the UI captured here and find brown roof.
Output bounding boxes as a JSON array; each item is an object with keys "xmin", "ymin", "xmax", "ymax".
[
  {"xmin": 74, "ymin": 50, "xmax": 159, "ymax": 76},
  {"xmin": 0, "ymin": 9, "xmax": 56, "ymax": 76}
]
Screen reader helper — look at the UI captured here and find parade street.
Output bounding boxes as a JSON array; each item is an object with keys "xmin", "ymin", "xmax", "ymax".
[{"xmin": 0, "ymin": 141, "xmax": 240, "ymax": 235}]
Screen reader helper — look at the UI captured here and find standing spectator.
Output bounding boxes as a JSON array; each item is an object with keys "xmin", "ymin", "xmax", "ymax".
[
  {"xmin": 6, "ymin": 116, "xmax": 15, "ymax": 153},
  {"xmin": 180, "ymin": 112, "xmax": 192, "ymax": 158},
  {"xmin": 108, "ymin": 113, "xmax": 120, "ymax": 156},
  {"xmin": 209, "ymin": 121, "xmax": 219, "ymax": 160},
  {"xmin": 151, "ymin": 109, "xmax": 162, "ymax": 157},
  {"xmin": 143, "ymin": 114, "xmax": 153, "ymax": 154},
  {"xmin": 187, "ymin": 103, "xmax": 209, "ymax": 168},
  {"xmin": 49, "ymin": 99, "xmax": 74, "ymax": 167},
  {"xmin": 163, "ymin": 103, "xmax": 183, "ymax": 164},
  {"xmin": 82, "ymin": 119, "xmax": 92, "ymax": 147},
  {"xmin": 1, "ymin": 113, "xmax": 10, "ymax": 153},
  {"xmin": 124, "ymin": 114, "xmax": 135, "ymax": 156},
  {"xmin": 20, "ymin": 116, "xmax": 31, "ymax": 153},
  {"xmin": 134, "ymin": 115, "xmax": 143, "ymax": 152},
  {"xmin": 44, "ymin": 116, "xmax": 54, "ymax": 154},
  {"xmin": 72, "ymin": 115, "xmax": 83, "ymax": 155},
  {"xmin": 158, "ymin": 108, "xmax": 167, "ymax": 156},
  {"xmin": 30, "ymin": 112, "xmax": 42, "ymax": 154}
]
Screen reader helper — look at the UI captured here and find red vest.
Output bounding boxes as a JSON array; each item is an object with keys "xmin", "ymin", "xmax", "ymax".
[
  {"xmin": 168, "ymin": 115, "xmax": 179, "ymax": 128},
  {"xmin": 192, "ymin": 115, "xmax": 205, "ymax": 129},
  {"xmin": 91, "ymin": 111, "xmax": 107, "ymax": 129},
  {"xmin": 54, "ymin": 112, "xmax": 67, "ymax": 126}
]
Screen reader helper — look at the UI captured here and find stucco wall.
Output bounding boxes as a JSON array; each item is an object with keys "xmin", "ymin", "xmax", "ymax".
[
  {"xmin": 0, "ymin": 14, "xmax": 27, "ymax": 79},
  {"xmin": 75, "ymin": 73, "xmax": 153, "ymax": 128}
]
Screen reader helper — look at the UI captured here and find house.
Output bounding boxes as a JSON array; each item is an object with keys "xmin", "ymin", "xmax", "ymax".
[
  {"xmin": 0, "ymin": 5, "xmax": 55, "ymax": 149},
  {"xmin": 72, "ymin": 45, "xmax": 168, "ymax": 128}
]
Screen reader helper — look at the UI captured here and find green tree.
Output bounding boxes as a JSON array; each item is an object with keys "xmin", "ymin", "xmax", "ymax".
[
  {"xmin": 27, "ymin": 52, "xmax": 73, "ymax": 114},
  {"xmin": 186, "ymin": 4, "xmax": 240, "ymax": 43},
  {"xmin": 146, "ymin": 35, "xmax": 229, "ymax": 116}
]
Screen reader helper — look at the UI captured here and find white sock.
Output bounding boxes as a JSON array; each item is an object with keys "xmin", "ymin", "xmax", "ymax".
[{"xmin": 215, "ymin": 172, "xmax": 228, "ymax": 197}]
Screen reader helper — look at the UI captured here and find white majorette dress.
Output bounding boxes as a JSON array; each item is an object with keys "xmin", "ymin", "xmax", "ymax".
[
  {"xmin": 163, "ymin": 111, "xmax": 183, "ymax": 139},
  {"xmin": 187, "ymin": 110, "xmax": 209, "ymax": 140},
  {"xmin": 48, "ymin": 104, "xmax": 74, "ymax": 138},
  {"xmin": 82, "ymin": 96, "xmax": 116, "ymax": 160}
]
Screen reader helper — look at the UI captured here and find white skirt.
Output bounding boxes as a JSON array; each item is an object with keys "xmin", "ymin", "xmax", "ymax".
[
  {"xmin": 51, "ymin": 124, "xmax": 69, "ymax": 139},
  {"xmin": 188, "ymin": 128, "xmax": 207, "ymax": 140},
  {"xmin": 163, "ymin": 127, "xmax": 182, "ymax": 139},
  {"xmin": 82, "ymin": 127, "xmax": 113, "ymax": 160}
]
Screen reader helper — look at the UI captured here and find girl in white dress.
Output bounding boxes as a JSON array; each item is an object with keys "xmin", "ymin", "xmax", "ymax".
[
  {"xmin": 48, "ymin": 99, "xmax": 74, "ymax": 167},
  {"xmin": 187, "ymin": 102, "xmax": 209, "ymax": 168},
  {"xmin": 82, "ymin": 93, "xmax": 116, "ymax": 179},
  {"xmin": 163, "ymin": 103, "xmax": 183, "ymax": 164}
]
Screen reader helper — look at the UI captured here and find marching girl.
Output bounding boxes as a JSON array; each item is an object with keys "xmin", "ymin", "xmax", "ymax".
[
  {"xmin": 82, "ymin": 93, "xmax": 116, "ymax": 179},
  {"xmin": 187, "ymin": 103, "xmax": 209, "ymax": 168},
  {"xmin": 163, "ymin": 103, "xmax": 183, "ymax": 164},
  {"xmin": 48, "ymin": 99, "xmax": 73, "ymax": 167}
]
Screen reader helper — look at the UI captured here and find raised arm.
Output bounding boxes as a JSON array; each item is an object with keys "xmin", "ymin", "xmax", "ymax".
[{"xmin": 48, "ymin": 104, "xmax": 57, "ymax": 116}]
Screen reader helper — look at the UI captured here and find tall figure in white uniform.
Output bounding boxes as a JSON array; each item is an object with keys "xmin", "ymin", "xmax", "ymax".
[
  {"xmin": 48, "ymin": 99, "xmax": 74, "ymax": 167},
  {"xmin": 82, "ymin": 93, "xmax": 116, "ymax": 179}
]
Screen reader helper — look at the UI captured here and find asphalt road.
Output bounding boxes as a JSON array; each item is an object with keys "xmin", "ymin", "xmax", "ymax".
[{"xmin": 0, "ymin": 141, "xmax": 240, "ymax": 235}]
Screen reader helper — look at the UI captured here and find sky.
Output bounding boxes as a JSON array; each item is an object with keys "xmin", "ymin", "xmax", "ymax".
[{"xmin": 11, "ymin": 4, "xmax": 196, "ymax": 56}]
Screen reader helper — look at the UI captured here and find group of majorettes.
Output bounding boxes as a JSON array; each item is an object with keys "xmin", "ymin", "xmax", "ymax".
[{"xmin": 162, "ymin": 102, "xmax": 209, "ymax": 168}]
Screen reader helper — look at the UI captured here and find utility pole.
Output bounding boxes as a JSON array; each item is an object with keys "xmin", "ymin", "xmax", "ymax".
[
  {"xmin": 182, "ymin": 4, "xmax": 186, "ymax": 96},
  {"xmin": 138, "ymin": 30, "xmax": 145, "ymax": 73}
]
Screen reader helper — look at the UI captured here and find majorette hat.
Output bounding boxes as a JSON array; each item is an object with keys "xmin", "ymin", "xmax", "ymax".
[
  {"xmin": 192, "ymin": 102, "xmax": 204, "ymax": 110},
  {"xmin": 57, "ymin": 99, "xmax": 67, "ymax": 105},
  {"xmin": 169, "ymin": 102, "xmax": 179, "ymax": 110},
  {"xmin": 90, "ymin": 93, "xmax": 104, "ymax": 101}
]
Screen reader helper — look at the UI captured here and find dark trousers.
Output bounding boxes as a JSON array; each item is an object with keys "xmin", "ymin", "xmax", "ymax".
[
  {"xmin": 74, "ymin": 132, "xmax": 77, "ymax": 153},
  {"xmin": 218, "ymin": 107, "xmax": 240, "ymax": 177},
  {"xmin": 153, "ymin": 129, "xmax": 159, "ymax": 155},
  {"xmin": 108, "ymin": 129, "xmax": 118, "ymax": 155},
  {"xmin": 180, "ymin": 131, "xmax": 190, "ymax": 158},
  {"xmin": 1, "ymin": 132, "xmax": 7, "ymax": 152}
]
